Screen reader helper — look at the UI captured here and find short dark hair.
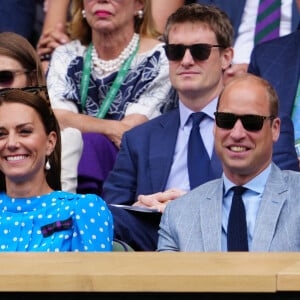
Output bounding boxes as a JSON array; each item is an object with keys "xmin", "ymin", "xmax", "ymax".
[{"xmin": 163, "ymin": 3, "xmax": 234, "ymax": 48}]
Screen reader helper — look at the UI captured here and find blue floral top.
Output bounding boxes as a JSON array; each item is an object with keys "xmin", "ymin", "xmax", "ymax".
[
  {"xmin": 46, "ymin": 39, "xmax": 177, "ymax": 120},
  {"xmin": 0, "ymin": 191, "xmax": 113, "ymax": 252}
]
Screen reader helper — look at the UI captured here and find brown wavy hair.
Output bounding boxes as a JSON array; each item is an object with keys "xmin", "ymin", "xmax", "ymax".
[
  {"xmin": 0, "ymin": 32, "xmax": 45, "ymax": 87},
  {"xmin": 163, "ymin": 3, "xmax": 234, "ymax": 48}
]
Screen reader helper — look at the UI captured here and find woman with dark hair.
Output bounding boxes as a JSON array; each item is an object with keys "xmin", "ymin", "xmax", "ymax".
[
  {"xmin": 0, "ymin": 31, "xmax": 83, "ymax": 193},
  {"xmin": 0, "ymin": 88, "xmax": 113, "ymax": 251}
]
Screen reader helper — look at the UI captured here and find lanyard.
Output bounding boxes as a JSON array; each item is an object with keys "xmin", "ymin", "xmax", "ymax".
[{"xmin": 80, "ymin": 42, "xmax": 139, "ymax": 119}]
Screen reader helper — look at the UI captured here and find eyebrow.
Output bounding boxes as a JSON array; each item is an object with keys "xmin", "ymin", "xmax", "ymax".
[{"xmin": 0, "ymin": 122, "xmax": 33, "ymax": 130}]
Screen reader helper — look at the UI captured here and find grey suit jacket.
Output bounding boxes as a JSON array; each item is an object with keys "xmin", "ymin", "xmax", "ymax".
[{"xmin": 158, "ymin": 163, "xmax": 300, "ymax": 252}]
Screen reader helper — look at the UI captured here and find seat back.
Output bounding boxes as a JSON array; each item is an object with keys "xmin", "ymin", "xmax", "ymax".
[{"xmin": 112, "ymin": 239, "xmax": 134, "ymax": 251}]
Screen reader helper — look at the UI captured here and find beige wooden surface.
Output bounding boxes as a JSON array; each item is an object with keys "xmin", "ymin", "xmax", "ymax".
[
  {"xmin": 277, "ymin": 260, "xmax": 300, "ymax": 291},
  {"xmin": 0, "ymin": 252, "xmax": 299, "ymax": 292}
]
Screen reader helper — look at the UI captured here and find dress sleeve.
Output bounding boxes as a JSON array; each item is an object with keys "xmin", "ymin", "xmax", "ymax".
[
  {"xmin": 124, "ymin": 44, "xmax": 173, "ymax": 120},
  {"xmin": 46, "ymin": 40, "xmax": 81, "ymax": 113},
  {"xmin": 72, "ymin": 194, "xmax": 114, "ymax": 251}
]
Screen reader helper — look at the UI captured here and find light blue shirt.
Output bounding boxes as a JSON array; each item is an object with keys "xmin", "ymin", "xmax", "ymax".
[
  {"xmin": 165, "ymin": 98, "xmax": 218, "ymax": 192},
  {"xmin": 221, "ymin": 164, "xmax": 272, "ymax": 251}
]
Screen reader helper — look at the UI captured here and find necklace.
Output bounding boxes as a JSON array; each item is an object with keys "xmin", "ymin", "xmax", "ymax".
[{"xmin": 91, "ymin": 33, "xmax": 140, "ymax": 74}]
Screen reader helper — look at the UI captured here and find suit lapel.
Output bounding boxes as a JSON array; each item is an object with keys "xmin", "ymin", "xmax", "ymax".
[
  {"xmin": 211, "ymin": 149, "xmax": 223, "ymax": 177},
  {"xmin": 275, "ymin": 31, "xmax": 300, "ymax": 115},
  {"xmin": 199, "ymin": 180, "xmax": 223, "ymax": 251},
  {"xmin": 149, "ymin": 110, "xmax": 180, "ymax": 192},
  {"xmin": 251, "ymin": 165, "xmax": 288, "ymax": 251}
]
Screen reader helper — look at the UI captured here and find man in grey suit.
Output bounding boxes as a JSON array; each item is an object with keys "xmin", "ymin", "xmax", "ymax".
[{"xmin": 158, "ymin": 73, "xmax": 300, "ymax": 252}]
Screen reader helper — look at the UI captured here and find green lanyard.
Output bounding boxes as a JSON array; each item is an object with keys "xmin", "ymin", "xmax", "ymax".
[{"xmin": 80, "ymin": 42, "xmax": 139, "ymax": 119}]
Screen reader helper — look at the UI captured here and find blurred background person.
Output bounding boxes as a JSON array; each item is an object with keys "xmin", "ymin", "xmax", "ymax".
[
  {"xmin": 37, "ymin": 0, "xmax": 71, "ymax": 71},
  {"xmin": 0, "ymin": 0, "xmax": 46, "ymax": 47},
  {"xmin": 46, "ymin": 0, "xmax": 176, "ymax": 196},
  {"xmin": 248, "ymin": 28, "xmax": 300, "ymax": 166},
  {"xmin": 151, "ymin": 0, "xmax": 184, "ymax": 34}
]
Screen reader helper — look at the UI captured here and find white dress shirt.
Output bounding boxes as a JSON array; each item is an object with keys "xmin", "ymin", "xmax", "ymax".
[
  {"xmin": 165, "ymin": 98, "xmax": 217, "ymax": 192},
  {"xmin": 233, "ymin": 0, "xmax": 293, "ymax": 64}
]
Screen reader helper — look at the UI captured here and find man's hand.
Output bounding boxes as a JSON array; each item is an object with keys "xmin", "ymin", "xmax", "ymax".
[
  {"xmin": 223, "ymin": 63, "xmax": 248, "ymax": 85},
  {"xmin": 134, "ymin": 188, "xmax": 187, "ymax": 213}
]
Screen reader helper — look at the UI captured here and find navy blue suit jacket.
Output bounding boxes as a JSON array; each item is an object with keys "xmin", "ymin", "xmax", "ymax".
[
  {"xmin": 103, "ymin": 109, "xmax": 222, "ymax": 251},
  {"xmin": 194, "ymin": 0, "xmax": 300, "ymax": 41},
  {"xmin": 103, "ymin": 105, "xmax": 298, "ymax": 251},
  {"xmin": 248, "ymin": 30, "xmax": 300, "ymax": 170}
]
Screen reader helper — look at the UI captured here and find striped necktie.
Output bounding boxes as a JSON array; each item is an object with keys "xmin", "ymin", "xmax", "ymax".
[
  {"xmin": 254, "ymin": 0, "xmax": 281, "ymax": 45},
  {"xmin": 292, "ymin": 79, "xmax": 300, "ymax": 156}
]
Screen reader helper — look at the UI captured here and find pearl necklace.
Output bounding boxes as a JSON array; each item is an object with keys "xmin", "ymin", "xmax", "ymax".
[{"xmin": 92, "ymin": 33, "xmax": 139, "ymax": 74}]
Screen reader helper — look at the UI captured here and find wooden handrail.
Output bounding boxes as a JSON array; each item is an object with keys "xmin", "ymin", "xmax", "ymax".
[{"xmin": 0, "ymin": 252, "xmax": 299, "ymax": 292}]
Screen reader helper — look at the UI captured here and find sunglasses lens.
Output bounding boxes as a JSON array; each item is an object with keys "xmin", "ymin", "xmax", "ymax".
[
  {"xmin": 241, "ymin": 115, "xmax": 264, "ymax": 131},
  {"xmin": 215, "ymin": 113, "xmax": 266, "ymax": 131},
  {"xmin": 164, "ymin": 44, "xmax": 216, "ymax": 61},
  {"xmin": 0, "ymin": 71, "xmax": 14, "ymax": 84},
  {"xmin": 164, "ymin": 44, "xmax": 185, "ymax": 60},
  {"xmin": 191, "ymin": 44, "xmax": 211, "ymax": 60},
  {"xmin": 215, "ymin": 113, "xmax": 237, "ymax": 129}
]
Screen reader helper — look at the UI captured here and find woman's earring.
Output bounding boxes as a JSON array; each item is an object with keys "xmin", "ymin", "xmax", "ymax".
[
  {"xmin": 82, "ymin": 9, "xmax": 86, "ymax": 18},
  {"xmin": 45, "ymin": 160, "xmax": 51, "ymax": 171},
  {"xmin": 137, "ymin": 10, "xmax": 144, "ymax": 19}
]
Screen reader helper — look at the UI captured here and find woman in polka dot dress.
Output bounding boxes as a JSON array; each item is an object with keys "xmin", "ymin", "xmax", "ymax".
[{"xmin": 0, "ymin": 88, "xmax": 113, "ymax": 251}]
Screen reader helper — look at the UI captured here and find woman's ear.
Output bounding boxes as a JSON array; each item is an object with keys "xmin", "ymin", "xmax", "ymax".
[{"xmin": 46, "ymin": 131, "xmax": 57, "ymax": 156}]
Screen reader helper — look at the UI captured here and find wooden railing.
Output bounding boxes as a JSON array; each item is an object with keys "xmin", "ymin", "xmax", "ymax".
[{"xmin": 0, "ymin": 252, "xmax": 299, "ymax": 293}]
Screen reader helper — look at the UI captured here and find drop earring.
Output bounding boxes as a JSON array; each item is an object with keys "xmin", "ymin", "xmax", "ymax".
[
  {"xmin": 82, "ymin": 9, "xmax": 86, "ymax": 18},
  {"xmin": 45, "ymin": 160, "xmax": 51, "ymax": 171},
  {"xmin": 137, "ymin": 10, "xmax": 144, "ymax": 19}
]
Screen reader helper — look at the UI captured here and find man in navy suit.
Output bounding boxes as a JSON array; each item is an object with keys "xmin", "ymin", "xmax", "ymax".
[
  {"xmin": 0, "ymin": 0, "xmax": 43, "ymax": 46},
  {"xmin": 248, "ymin": 29, "xmax": 300, "ymax": 162},
  {"xmin": 191, "ymin": 1, "xmax": 300, "ymax": 82},
  {"xmin": 191, "ymin": 1, "xmax": 300, "ymax": 41},
  {"xmin": 103, "ymin": 4, "xmax": 299, "ymax": 251},
  {"xmin": 103, "ymin": 4, "xmax": 233, "ymax": 251}
]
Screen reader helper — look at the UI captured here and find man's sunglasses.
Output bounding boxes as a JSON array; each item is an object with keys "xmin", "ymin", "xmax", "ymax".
[
  {"xmin": 0, "ymin": 69, "xmax": 30, "ymax": 85},
  {"xmin": 163, "ymin": 43, "xmax": 225, "ymax": 61},
  {"xmin": 0, "ymin": 86, "xmax": 49, "ymax": 101},
  {"xmin": 214, "ymin": 112, "xmax": 276, "ymax": 132}
]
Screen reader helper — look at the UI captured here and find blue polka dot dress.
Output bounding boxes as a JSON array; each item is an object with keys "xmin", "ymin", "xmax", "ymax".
[{"xmin": 0, "ymin": 191, "xmax": 113, "ymax": 252}]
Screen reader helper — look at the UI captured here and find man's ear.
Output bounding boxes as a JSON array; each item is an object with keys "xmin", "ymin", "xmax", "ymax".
[
  {"xmin": 221, "ymin": 47, "xmax": 234, "ymax": 71},
  {"xmin": 272, "ymin": 117, "xmax": 281, "ymax": 143}
]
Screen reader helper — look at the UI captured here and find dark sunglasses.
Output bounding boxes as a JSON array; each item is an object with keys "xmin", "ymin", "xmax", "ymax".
[
  {"xmin": 214, "ymin": 112, "xmax": 276, "ymax": 132},
  {"xmin": 0, "ymin": 86, "xmax": 49, "ymax": 101},
  {"xmin": 0, "ymin": 69, "xmax": 30, "ymax": 85},
  {"xmin": 163, "ymin": 43, "xmax": 225, "ymax": 61}
]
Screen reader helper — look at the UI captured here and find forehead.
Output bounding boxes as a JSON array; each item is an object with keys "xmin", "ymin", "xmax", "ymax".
[
  {"xmin": 0, "ymin": 102, "xmax": 40, "ymax": 125},
  {"xmin": 168, "ymin": 22, "xmax": 217, "ymax": 43},
  {"xmin": 219, "ymin": 79, "xmax": 270, "ymax": 115},
  {"xmin": 0, "ymin": 55, "xmax": 23, "ymax": 70}
]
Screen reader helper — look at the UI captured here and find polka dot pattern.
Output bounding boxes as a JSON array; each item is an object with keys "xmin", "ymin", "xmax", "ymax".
[{"xmin": 0, "ymin": 191, "xmax": 113, "ymax": 252}]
